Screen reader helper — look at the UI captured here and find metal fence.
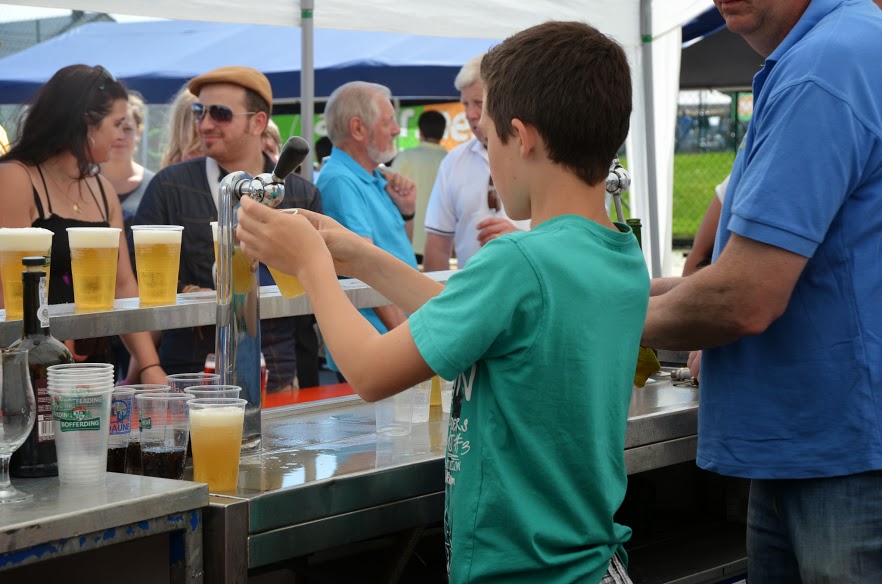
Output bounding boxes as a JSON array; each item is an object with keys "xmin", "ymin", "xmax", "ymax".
[{"xmin": 671, "ymin": 90, "xmax": 751, "ymax": 245}]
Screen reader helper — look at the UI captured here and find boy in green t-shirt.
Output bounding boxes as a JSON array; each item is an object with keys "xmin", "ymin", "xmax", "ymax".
[{"xmin": 238, "ymin": 20, "xmax": 648, "ymax": 584}]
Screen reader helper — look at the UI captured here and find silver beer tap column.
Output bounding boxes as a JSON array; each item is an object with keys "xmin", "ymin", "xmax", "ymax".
[
  {"xmin": 216, "ymin": 136, "xmax": 310, "ymax": 450},
  {"xmin": 606, "ymin": 157, "xmax": 631, "ymax": 224}
]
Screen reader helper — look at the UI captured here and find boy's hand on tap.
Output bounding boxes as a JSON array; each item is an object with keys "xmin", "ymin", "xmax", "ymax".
[
  {"xmin": 237, "ymin": 197, "xmax": 330, "ymax": 279},
  {"xmin": 294, "ymin": 208, "xmax": 376, "ymax": 279}
]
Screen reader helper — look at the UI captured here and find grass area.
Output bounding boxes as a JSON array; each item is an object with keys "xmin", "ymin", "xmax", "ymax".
[{"xmin": 610, "ymin": 152, "xmax": 736, "ymax": 240}]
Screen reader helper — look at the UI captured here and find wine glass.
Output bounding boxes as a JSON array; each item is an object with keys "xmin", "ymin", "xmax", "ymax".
[{"xmin": 0, "ymin": 348, "xmax": 36, "ymax": 503}]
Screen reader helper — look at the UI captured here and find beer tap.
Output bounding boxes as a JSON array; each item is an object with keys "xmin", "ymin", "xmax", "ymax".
[
  {"xmin": 216, "ymin": 136, "xmax": 310, "ymax": 450},
  {"xmin": 606, "ymin": 158, "xmax": 631, "ymax": 224}
]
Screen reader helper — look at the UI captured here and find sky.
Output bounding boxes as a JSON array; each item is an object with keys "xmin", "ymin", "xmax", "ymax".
[{"xmin": 0, "ymin": 4, "xmax": 160, "ymax": 23}]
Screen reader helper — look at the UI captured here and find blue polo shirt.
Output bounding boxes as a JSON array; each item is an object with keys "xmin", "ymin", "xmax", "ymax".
[
  {"xmin": 317, "ymin": 148, "xmax": 419, "ymax": 370},
  {"xmin": 702, "ymin": 0, "xmax": 882, "ymax": 479}
]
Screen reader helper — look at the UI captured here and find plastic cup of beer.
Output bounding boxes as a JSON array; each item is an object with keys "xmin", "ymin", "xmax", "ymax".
[
  {"xmin": 48, "ymin": 385, "xmax": 115, "ymax": 485},
  {"xmin": 210, "ymin": 221, "xmax": 254, "ymax": 295},
  {"xmin": 107, "ymin": 387, "xmax": 135, "ymax": 473},
  {"xmin": 66, "ymin": 227, "xmax": 121, "ymax": 311},
  {"xmin": 124, "ymin": 384, "xmax": 171, "ymax": 475},
  {"xmin": 135, "ymin": 392, "xmax": 194, "ymax": 480},
  {"xmin": 131, "ymin": 225, "xmax": 184, "ymax": 307},
  {"xmin": 187, "ymin": 398, "xmax": 246, "ymax": 492},
  {"xmin": 167, "ymin": 372, "xmax": 221, "ymax": 393},
  {"xmin": 183, "ymin": 384, "xmax": 242, "ymax": 399},
  {"xmin": 0, "ymin": 227, "xmax": 53, "ymax": 319}
]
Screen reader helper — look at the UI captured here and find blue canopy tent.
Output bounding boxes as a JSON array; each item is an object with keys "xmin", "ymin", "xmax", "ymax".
[{"xmin": 0, "ymin": 20, "xmax": 500, "ymax": 104}]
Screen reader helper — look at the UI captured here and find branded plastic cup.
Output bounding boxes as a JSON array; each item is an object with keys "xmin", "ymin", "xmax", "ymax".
[
  {"xmin": 187, "ymin": 398, "xmax": 246, "ymax": 492},
  {"xmin": 66, "ymin": 227, "xmax": 121, "ymax": 311},
  {"xmin": 410, "ymin": 380, "xmax": 431, "ymax": 424},
  {"xmin": 375, "ymin": 391, "xmax": 413, "ymax": 436},
  {"xmin": 124, "ymin": 384, "xmax": 171, "ymax": 475},
  {"xmin": 49, "ymin": 385, "xmax": 114, "ymax": 485},
  {"xmin": 107, "ymin": 388, "xmax": 135, "ymax": 473},
  {"xmin": 131, "ymin": 225, "xmax": 184, "ymax": 307},
  {"xmin": 0, "ymin": 227, "xmax": 53, "ymax": 319},
  {"xmin": 183, "ymin": 385, "xmax": 242, "ymax": 399},
  {"xmin": 135, "ymin": 392, "xmax": 194, "ymax": 480},
  {"xmin": 166, "ymin": 372, "xmax": 221, "ymax": 394}
]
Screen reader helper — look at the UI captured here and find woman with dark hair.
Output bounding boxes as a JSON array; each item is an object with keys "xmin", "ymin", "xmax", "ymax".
[{"xmin": 0, "ymin": 64, "xmax": 167, "ymax": 384}]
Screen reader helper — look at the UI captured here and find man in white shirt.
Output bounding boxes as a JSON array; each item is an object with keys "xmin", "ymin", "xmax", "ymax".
[{"xmin": 423, "ymin": 54, "xmax": 530, "ymax": 271}]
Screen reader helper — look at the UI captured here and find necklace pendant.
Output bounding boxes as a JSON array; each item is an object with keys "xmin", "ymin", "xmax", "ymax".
[{"xmin": 73, "ymin": 202, "xmax": 81, "ymax": 213}]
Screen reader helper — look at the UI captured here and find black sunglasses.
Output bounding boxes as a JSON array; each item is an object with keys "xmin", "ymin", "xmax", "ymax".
[{"xmin": 192, "ymin": 103, "xmax": 257, "ymax": 124}]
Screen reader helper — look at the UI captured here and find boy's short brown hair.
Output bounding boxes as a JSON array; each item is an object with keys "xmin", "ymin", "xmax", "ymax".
[{"xmin": 481, "ymin": 21, "xmax": 632, "ymax": 186}]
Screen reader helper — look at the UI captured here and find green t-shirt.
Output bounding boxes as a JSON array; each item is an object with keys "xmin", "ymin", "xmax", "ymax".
[{"xmin": 410, "ymin": 215, "xmax": 649, "ymax": 583}]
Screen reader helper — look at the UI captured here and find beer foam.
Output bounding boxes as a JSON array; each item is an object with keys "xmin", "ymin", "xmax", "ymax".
[
  {"xmin": 132, "ymin": 227, "xmax": 183, "ymax": 245},
  {"xmin": 66, "ymin": 227, "xmax": 121, "ymax": 248},
  {"xmin": 210, "ymin": 221, "xmax": 218, "ymax": 242},
  {"xmin": 190, "ymin": 406, "xmax": 245, "ymax": 428},
  {"xmin": 0, "ymin": 227, "xmax": 54, "ymax": 251}
]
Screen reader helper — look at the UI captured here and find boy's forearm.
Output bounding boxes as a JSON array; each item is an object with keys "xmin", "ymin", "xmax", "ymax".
[
  {"xmin": 351, "ymin": 245, "xmax": 444, "ymax": 314},
  {"xmin": 300, "ymin": 259, "xmax": 430, "ymax": 400}
]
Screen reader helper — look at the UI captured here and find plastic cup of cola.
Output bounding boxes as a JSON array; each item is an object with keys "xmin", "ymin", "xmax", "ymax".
[
  {"xmin": 124, "ymin": 384, "xmax": 171, "ymax": 475},
  {"xmin": 107, "ymin": 387, "xmax": 135, "ymax": 473},
  {"xmin": 375, "ymin": 391, "xmax": 413, "ymax": 437},
  {"xmin": 135, "ymin": 392, "xmax": 194, "ymax": 481},
  {"xmin": 48, "ymin": 385, "xmax": 115, "ymax": 486}
]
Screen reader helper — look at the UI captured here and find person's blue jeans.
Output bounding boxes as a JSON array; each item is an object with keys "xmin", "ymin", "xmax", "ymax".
[{"xmin": 747, "ymin": 471, "xmax": 882, "ymax": 583}]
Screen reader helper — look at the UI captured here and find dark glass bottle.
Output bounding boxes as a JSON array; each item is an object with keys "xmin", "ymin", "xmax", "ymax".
[
  {"xmin": 9, "ymin": 256, "xmax": 74, "ymax": 478},
  {"xmin": 626, "ymin": 218, "xmax": 643, "ymax": 249}
]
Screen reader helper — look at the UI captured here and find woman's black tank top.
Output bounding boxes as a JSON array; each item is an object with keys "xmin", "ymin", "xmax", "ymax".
[{"xmin": 31, "ymin": 166, "xmax": 110, "ymax": 305}]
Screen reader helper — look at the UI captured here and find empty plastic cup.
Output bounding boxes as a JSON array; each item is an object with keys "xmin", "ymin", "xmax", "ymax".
[
  {"xmin": 410, "ymin": 380, "xmax": 431, "ymax": 424},
  {"xmin": 166, "ymin": 372, "xmax": 221, "ymax": 393},
  {"xmin": 183, "ymin": 385, "xmax": 242, "ymax": 399},
  {"xmin": 375, "ymin": 391, "xmax": 413, "ymax": 436}
]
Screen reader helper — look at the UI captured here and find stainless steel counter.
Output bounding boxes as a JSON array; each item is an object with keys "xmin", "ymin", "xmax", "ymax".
[
  {"xmin": 0, "ymin": 473, "xmax": 208, "ymax": 581},
  {"xmin": 202, "ymin": 373, "xmax": 699, "ymax": 581}
]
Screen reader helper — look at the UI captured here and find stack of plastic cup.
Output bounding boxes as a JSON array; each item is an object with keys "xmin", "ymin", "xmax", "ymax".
[{"xmin": 46, "ymin": 363, "xmax": 115, "ymax": 486}]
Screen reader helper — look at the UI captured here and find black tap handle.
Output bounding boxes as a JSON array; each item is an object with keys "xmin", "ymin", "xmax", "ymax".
[{"xmin": 271, "ymin": 136, "xmax": 311, "ymax": 183}]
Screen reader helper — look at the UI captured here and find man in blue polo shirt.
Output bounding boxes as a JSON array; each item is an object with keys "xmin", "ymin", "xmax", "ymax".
[
  {"xmin": 643, "ymin": 0, "xmax": 882, "ymax": 581},
  {"xmin": 317, "ymin": 81, "xmax": 417, "ymax": 376}
]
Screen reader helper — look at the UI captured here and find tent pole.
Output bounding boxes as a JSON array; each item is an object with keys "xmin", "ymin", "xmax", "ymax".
[
  {"xmin": 300, "ymin": 0, "xmax": 315, "ymax": 182},
  {"xmin": 640, "ymin": 0, "xmax": 663, "ymax": 278}
]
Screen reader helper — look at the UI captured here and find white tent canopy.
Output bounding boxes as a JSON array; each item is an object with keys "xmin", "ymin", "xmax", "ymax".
[{"xmin": 5, "ymin": 0, "xmax": 715, "ymax": 276}]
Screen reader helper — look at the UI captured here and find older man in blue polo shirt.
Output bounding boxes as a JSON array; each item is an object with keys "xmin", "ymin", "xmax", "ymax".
[
  {"xmin": 317, "ymin": 81, "xmax": 417, "ymax": 377},
  {"xmin": 643, "ymin": 0, "xmax": 882, "ymax": 581}
]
